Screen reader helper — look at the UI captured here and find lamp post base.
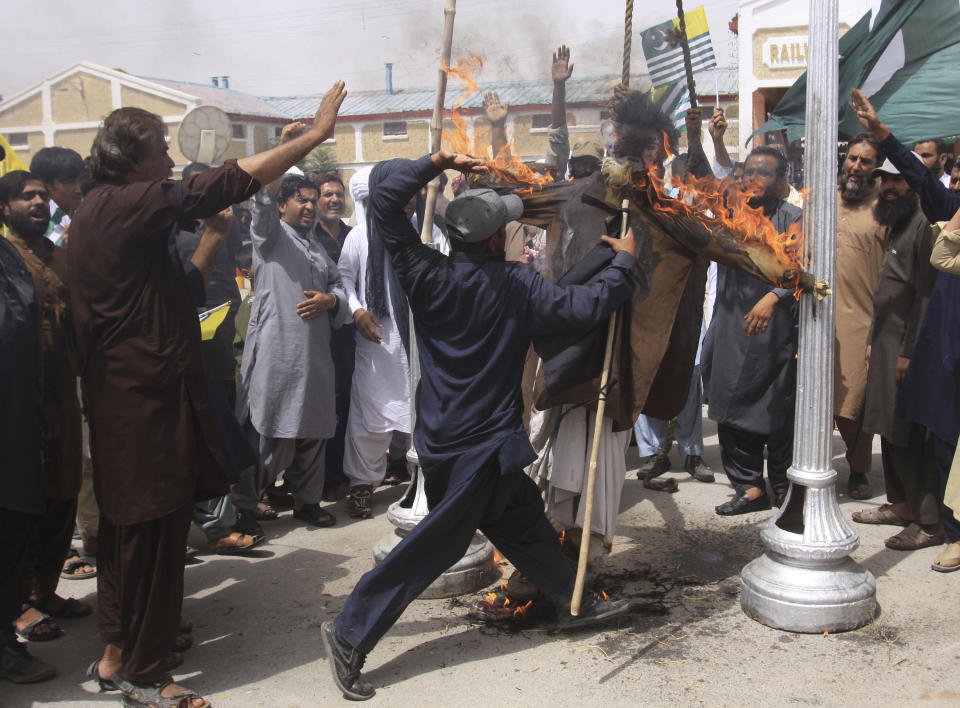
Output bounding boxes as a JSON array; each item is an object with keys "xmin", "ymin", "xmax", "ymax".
[{"xmin": 741, "ymin": 551, "xmax": 877, "ymax": 633}]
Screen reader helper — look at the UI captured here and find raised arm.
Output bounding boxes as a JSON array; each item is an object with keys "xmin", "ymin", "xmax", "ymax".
[
  {"xmin": 850, "ymin": 88, "xmax": 960, "ymax": 222},
  {"xmin": 368, "ymin": 151, "xmax": 485, "ymax": 254},
  {"xmin": 190, "ymin": 208, "xmax": 233, "ymax": 284},
  {"xmin": 708, "ymin": 107, "xmax": 733, "ymax": 171},
  {"xmin": 237, "ymin": 81, "xmax": 346, "ymax": 187},
  {"xmin": 546, "ymin": 45, "xmax": 573, "ymax": 174},
  {"xmin": 483, "ymin": 91, "xmax": 509, "ymax": 160}
]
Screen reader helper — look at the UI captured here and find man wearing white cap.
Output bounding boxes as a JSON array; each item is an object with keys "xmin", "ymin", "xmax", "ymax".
[
  {"xmin": 854, "ymin": 157, "xmax": 942, "ymax": 550},
  {"xmin": 322, "ymin": 150, "xmax": 638, "ymax": 700}
]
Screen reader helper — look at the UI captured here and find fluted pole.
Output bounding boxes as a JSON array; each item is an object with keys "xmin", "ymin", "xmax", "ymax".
[{"xmin": 739, "ymin": 0, "xmax": 877, "ymax": 632}]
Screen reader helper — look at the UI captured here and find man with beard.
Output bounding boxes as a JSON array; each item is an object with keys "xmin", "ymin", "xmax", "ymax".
[
  {"xmin": 854, "ymin": 158, "xmax": 940, "ymax": 550},
  {"xmin": 1, "ymin": 172, "xmax": 88, "ymax": 638},
  {"xmin": 834, "ymin": 133, "xmax": 885, "ymax": 500},
  {"xmin": 702, "ymin": 146, "xmax": 802, "ymax": 514},
  {"xmin": 0, "ymin": 191, "xmax": 54, "ymax": 683}
]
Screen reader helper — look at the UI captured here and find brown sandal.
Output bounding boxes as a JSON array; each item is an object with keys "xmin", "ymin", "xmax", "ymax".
[
  {"xmin": 852, "ymin": 504, "xmax": 910, "ymax": 526},
  {"xmin": 884, "ymin": 523, "xmax": 944, "ymax": 551}
]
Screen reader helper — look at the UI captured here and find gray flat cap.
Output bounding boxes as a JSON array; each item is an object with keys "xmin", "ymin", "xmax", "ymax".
[{"xmin": 445, "ymin": 188, "xmax": 523, "ymax": 243}]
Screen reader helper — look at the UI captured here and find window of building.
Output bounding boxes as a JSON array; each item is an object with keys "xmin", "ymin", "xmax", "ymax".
[
  {"xmin": 383, "ymin": 121, "xmax": 408, "ymax": 138},
  {"xmin": 232, "ymin": 124, "xmax": 246, "ymax": 139},
  {"xmin": 5, "ymin": 132, "xmax": 29, "ymax": 149},
  {"xmin": 274, "ymin": 126, "xmax": 283, "ymax": 138},
  {"xmin": 599, "ymin": 110, "xmax": 611, "ymax": 122},
  {"xmin": 531, "ymin": 114, "xmax": 552, "ymax": 130}
]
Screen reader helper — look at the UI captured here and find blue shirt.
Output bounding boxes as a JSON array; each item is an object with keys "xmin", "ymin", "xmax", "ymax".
[{"xmin": 368, "ymin": 156, "xmax": 637, "ymax": 491}]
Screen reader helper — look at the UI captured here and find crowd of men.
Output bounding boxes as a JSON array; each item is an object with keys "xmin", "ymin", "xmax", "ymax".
[{"xmin": 2, "ymin": 46, "xmax": 960, "ymax": 706}]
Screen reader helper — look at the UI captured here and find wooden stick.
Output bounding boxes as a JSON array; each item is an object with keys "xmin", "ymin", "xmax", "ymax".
[
  {"xmin": 571, "ymin": 198, "xmax": 629, "ymax": 616},
  {"xmin": 674, "ymin": 0, "xmax": 698, "ymax": 110},
  {"xmin": 421, "ymin": 0, "xmax": 456, "ymax": 244}
]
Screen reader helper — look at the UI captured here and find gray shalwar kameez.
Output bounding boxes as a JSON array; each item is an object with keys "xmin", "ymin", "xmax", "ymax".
[
  {"xmin": 862, "ymin": 207, "xmax": 939, "ymax": 523},
  {"xmin": 236, "ymin": 188, "xmax": 352, "ymax": 504},
  {"xmin": 702, "ymin": 200, "xmax": 802, "ymax": 495}
]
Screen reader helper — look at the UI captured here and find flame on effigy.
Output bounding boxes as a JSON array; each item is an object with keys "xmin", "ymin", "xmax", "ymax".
[{"xmin": 441, "ymin": 56, "xmax": 554, "ymax": 193}]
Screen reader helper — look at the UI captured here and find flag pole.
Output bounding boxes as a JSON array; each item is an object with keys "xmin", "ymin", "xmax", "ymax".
[
  {"xmin": 674, "ymin": 0, "xmax": 699, "ymax": 110},
  {"xmin": 421, "ymin": 0, "xmax": 456, "ymax": 244}
]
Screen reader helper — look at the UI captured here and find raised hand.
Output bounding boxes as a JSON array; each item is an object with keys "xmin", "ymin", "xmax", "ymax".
[
  {"xmin": 708, "ymin": 107, "xmax": 727, "ymax": 141},
  {"xmin": 685, "ymin": 108, "xmax": 703, "ymax": 143},
  {"xmin": 311, "ymin": 80, "xmax": 348, "ymax": 142},
  {"xmin": 482, "ymin": 91, "xmax": 509, "ymax": 124},
  {"xmin": 279, "ymin": 121, "xmax": 308, "ymax": 144},
  {"xmin": 552, "ymin": 45, "xmax": 574, "ymax": 82},
  {"xmin": 201, "ymin": 207, "xmax": 233, "ymax": 234},
  {"xmin": 849, "ymin": 89, "xmax": 885, "ymax": 138}
]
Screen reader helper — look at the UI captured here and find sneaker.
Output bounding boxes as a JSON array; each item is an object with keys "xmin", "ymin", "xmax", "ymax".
[
  {"xmin": 234, "ymin": 508, "xmax": 264, "ymax": 537},
  {"xmin": 347, "ymin": 485, "xmax": 374, "ymax": 519},
  {"xmin": 555, "ymin": 591, "xmax": 633, "ymax": 630},
  {"xmin": 321, "ymin": 622, "xmax": 374, "ymax": 701},
  {"xmin": 683, "ymin": 455, "xmax": 715, "ymax": 483},
  {"xmin": 0, "ymin": 642, "xmax": 56, "ymax": 683}
]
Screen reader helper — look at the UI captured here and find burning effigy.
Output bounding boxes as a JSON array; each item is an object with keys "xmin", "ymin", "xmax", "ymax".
[{"xmin": 440, "ymin": 62, "xmax": 811, "ymax": 426}]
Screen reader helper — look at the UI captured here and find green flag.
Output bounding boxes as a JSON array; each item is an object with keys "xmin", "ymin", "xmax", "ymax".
[{"xmin": 757, "ymin": 0, "xmax": 960, "ymax": 145}]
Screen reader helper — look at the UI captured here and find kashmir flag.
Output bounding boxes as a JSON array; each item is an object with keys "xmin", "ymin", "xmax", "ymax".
[
  {"xmin": 199, "ymin": 301, "xmax": 231, "ymax": 341},
  {"xmin": 652, "ymin": 79, "xmax": 692, "ymax": 131},
  {"xmin": 640, "ymin": 5, "xmax": 717, "ymax": 88},
  {"xmin": 0, "ymin": 133, "xmax": 27, "ymax": 177},
  {"xmin": 758, "ymin": 0, "xmax": 960, "ymax": 145}
]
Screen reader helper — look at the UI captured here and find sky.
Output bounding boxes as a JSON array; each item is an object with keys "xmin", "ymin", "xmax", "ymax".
[{"xmin": 0, "ymin": 0, "xmax": 740, "ymax": 101}]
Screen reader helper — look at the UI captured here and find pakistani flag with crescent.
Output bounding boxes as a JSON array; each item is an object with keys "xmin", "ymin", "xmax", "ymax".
[
  {"xmin": 758, "ymin": 0, "xmax": 960, "ymax": 145},
  {"xmin": 640, "ymin": 5, "xmax": 717, "ymax": 130}
]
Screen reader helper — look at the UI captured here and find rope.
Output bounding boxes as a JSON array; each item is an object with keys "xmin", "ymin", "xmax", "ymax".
[
  {"xmin": 621, "ymin": 0, "xmax": 634, "ymax": 88},
  {"xmin": 674, "ymin": 0, "xmax": 698, "ymax": 109}
]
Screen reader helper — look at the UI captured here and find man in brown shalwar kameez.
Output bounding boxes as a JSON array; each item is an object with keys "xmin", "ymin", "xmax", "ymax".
[
  {"xmin": 1, "ymin": 172, "xmax": 88, "ymax": 641},
  {"xmin": 69, "ymin": 82, "xmax": 347, "ymax": 708},
  {"xmin": 834, "ymin": 133, "xmax": 885, "ymax": 499}
]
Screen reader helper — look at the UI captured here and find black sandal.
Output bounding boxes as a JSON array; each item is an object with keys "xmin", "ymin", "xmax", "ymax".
[{"xmin": 292, "ymin": 503, "xmax": 336, "ymax": 528}]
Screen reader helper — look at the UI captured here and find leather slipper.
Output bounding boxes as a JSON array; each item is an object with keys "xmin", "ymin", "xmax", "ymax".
[
  {"xmin": 884, "ymin": 523, "xmax": 944, "ymax": 551},
  {"xmin": 932, "ymin": 542, "xmax": 960, "ymax": 573}
]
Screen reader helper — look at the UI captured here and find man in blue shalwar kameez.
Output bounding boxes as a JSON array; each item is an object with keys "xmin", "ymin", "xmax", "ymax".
[{"xmin": 322, "ymin": 150, "xmax": 638, "ymax": 700}]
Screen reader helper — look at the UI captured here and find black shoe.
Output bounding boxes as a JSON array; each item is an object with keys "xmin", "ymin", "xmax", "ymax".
[
  {"xmin": 381, "ymin": 458, "xmax": 410, "ymax": 486},
  {"xmin": 347, "ymin": 485, "xmax": 374, "ymax": 520},
  {"xmin": 321, "ymin": 622, "xmax": 374, "ymax": 701},
  {"xmin": 684, "ymin": 455, "xmax": 715, "ymax": 483},
  {"xmin": 715, "ymin": 493, "xmax": 771, "ymax": 516},
  {"xmin": 556, "ymin": 592, "xmax": 633, "ymax": 630},
  {"xmin": 293, "ymin": 503, "xmax": 337, "ymax": 528},
  {"xmin": 233, "ymin": 508, "xmax": 264, "ymax": 537},
  {"xmin": 0, "ymin": 642, "xmax": 56, "ymax": 683}
]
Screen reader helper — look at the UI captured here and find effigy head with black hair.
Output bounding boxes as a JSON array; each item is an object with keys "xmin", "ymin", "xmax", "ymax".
[{"xmin": 601, "ymin": 88, "xmax": 679, "ymax": 187}]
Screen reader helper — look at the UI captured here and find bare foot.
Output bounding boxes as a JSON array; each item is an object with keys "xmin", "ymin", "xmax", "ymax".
[{"xmin": 96, "ymin": 643, "xmax": 122, "ymax": 680}]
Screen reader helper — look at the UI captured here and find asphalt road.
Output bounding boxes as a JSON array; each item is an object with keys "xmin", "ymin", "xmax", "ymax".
[{"xmin": 8, "ymin": 417, "xmax": 958, "ymax": 707}]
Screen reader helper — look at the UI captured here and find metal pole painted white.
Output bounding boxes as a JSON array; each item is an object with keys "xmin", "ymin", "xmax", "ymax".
[{"xmin": 739, "ymin": 0, "xmax": 877, "ymax": 632}]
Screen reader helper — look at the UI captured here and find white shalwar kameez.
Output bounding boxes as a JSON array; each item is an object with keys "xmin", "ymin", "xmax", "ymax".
[{"xmin": 338, "ymin": 222, "xmax": 412, "ymax": 486}]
